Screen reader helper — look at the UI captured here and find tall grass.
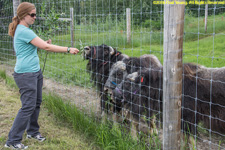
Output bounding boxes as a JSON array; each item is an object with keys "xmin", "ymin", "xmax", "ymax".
[
  {"xmin": 184, "ymin": 13, "xmax": 225, "ymax": 41},
  {"xmin": 43, "ymin": 92, "xmax": 162, "ymax": 149},
  {"xmin": 0, "ymin": 69, "xmax": 17, "ymax": 88}
]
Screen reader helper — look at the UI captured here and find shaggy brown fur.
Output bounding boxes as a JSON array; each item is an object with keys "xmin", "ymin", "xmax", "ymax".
[{"xmin": 113, "ymin": 62, "xmax": 225, "ymax": 137}]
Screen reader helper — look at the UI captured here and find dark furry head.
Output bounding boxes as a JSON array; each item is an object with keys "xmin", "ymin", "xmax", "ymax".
[
  {"xmin": 112, "ymin": 67, "xmax": 163, "ymax": 120},
  {"xmin": 83, "ymin": 44, "xmax": 119, "ymax": 61},
  {"xmin": 104, "ymin": 54, "xmax": 162, "ymax": 93}
]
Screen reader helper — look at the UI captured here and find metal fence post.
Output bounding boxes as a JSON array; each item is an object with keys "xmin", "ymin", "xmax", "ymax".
[{"xmin": 163, "ymin": 1, "xmax": 185, "ymax": 149}]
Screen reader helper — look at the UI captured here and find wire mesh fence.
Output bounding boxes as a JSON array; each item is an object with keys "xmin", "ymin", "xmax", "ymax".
[{"xmin": 0, "ymin": 0, "xmax": 225, "ymax": 149}]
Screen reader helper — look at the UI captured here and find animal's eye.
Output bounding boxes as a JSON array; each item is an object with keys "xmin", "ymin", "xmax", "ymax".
[
  {"xmin": 117, "ymin": 72, "xmax": 122, "ymax": 77},
  {"xmin": 104, "ymin": 50, "xmax": 109, "ymax": 55},
  {"xmin": 124, "ymin": 80, "xmax": 130, "ymax": 87}
]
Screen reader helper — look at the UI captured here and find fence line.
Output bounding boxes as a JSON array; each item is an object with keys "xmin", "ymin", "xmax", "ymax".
[{"xmin": 1, "ymin": 0, "xmax": 225, "ymax": 149}]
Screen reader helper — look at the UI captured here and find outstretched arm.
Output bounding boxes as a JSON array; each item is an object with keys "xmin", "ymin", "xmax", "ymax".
[{"xmin": 30, "ymin": 36, "xmax": 79, "ymax": 54}]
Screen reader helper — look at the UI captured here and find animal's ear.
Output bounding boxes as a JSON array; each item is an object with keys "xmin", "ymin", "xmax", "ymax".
[
  {"xmin": 92, "ymin": 47, "xmax": 96, "ymax": 59},
  {"xmin": 109, "ymin": 46, "xmax": 115, "ymax": 55}
]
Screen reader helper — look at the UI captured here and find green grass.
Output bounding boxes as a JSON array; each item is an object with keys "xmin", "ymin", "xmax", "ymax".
[
  {"xmin": 43, "ymin": 93, "xmax": 158, "ymax": 149},
  {"xmin": 184, "ymin": 13, "xmax": 225, "ymax": 41},
  {"xmin": 38, "ymin": 51, "xmax": 93, "ymax": 87},
  {"xmin": 0, "ymin": 69, "xmax": 17, "ymax": 88}
]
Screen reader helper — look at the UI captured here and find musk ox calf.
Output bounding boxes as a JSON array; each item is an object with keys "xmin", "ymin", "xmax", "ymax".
[
  {"xmin": 112, "ymin": 67, "xmax": 163, "ymax": 137},
  {"xmin": 112, "ymin": 62, "xmax": 225, "ymax": 139},
  {"xmin": 83, "ymin": 44, "xmax": 128, "ymax": 117},
  {"xmin": 104, "ymin": 54, "xmax": 162, "ymax": 92},
  {"xmin": 104, "ymin": 54, "xmax": 162, "ymax": 126}
]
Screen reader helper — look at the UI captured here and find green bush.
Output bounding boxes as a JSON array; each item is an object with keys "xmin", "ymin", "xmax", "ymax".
[{"xmin": 143, "ymin": 19, "xmax": 162, "ymax": 30}]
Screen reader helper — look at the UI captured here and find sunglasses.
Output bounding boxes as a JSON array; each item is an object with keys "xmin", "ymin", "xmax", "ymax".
[{"xmin": 28, "ymin": 13, "xmax": 36, "ymax": 17}]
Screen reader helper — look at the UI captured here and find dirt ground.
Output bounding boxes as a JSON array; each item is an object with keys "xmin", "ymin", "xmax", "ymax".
[
  {"xmin": 1, "ymin": 64, "xmax": 224, "ymax": 150},
  {"xmin": 43, "ymin": 78, "xmax": 101, "ymax": 116}
]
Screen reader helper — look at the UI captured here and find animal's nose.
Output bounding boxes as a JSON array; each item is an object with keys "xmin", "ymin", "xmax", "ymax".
[
  {"xmin": 104, "ymin": 87, "xmax": 108, "ymax": 92},
  {"xmin": 104, "ymin": 87, "xmax": 113, "ymax": 94}
]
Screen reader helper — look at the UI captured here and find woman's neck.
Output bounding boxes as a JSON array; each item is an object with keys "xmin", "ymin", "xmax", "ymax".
[{"xmin": 19, "ymin": 20, "xmax": 29, "ymax": 27}]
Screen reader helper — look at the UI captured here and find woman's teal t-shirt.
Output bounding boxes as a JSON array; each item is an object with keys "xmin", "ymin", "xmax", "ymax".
[{"xmin": 14, "ymin": 24, "xmax": 40, "ymax": 73}]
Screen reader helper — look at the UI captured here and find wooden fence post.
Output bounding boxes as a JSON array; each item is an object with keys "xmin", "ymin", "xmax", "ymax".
[
  {"xmin": 13, "ymin": 0, "xmax": 20, "ymax": 17},
  {"xmin": 205, "ymin": 4, "xmax": 208, "ymax": 32},
  {"xmin": 163, "ymin": 1, "xmax": 185, "ymax": 149},
  {"xmin": 70, "ymin": 8, "xmax": 74, "ymax": 47},
  {"xmin": 126, "ymin": 8, "xmax": 131, "ymax": 44}
]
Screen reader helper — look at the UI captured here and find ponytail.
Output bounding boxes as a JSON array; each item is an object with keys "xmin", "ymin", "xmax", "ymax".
[{"xmin": 8, "ymin": 16, "xmax": 20, "ymax": 37}]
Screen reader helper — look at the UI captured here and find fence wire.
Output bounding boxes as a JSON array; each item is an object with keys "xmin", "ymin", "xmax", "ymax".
[{"xmin": 0, "ymin": 0, "xmax": 225, "ymax": 149}]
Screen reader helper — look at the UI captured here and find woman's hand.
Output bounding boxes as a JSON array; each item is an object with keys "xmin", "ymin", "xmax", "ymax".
[
  {"xmin": 46, "ymin": 39, "xmax": 52, "ymax": 44},
  {"xmin": 70, "ymin": 48, "xmax": 79, "ymax": 55}
]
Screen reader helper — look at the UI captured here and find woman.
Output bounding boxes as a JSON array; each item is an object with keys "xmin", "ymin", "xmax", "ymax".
[{"xmin": 5, "ymin": 2, "xmax": 79, "ymax": 149}]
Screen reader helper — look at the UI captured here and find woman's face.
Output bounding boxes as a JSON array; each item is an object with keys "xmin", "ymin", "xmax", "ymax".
[{"xmin": 23, "ymin": 8, "xmax": 36, "ymax": 26}]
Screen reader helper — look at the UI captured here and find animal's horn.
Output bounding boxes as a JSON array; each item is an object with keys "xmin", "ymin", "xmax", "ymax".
[
  {"xmin": 83, "ymin": 46, "xmax": 91, "ymax": 56},
  {"xmin": 84, "ymin": 46, "xmax": 90, "ymax": 51},
  {"xmin": 109, "ymin": 46, "xmax": 115, "ymax": 55},
  {"xmin": 128, "ymin": 72, "xmax": 138, "ymax": 81},
  {"xmin": 121, "ymin": 63, "xmax": 126, "ymax": 71}
]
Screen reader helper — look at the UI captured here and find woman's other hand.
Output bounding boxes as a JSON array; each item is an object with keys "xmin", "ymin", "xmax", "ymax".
[{"xmin": 46, "ymin": 39, "xmax": 52, "ymax": 44}]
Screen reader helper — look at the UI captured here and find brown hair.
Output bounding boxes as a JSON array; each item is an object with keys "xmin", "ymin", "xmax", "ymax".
[{"xmin": 8, "ymin": 2, "xmax": 35, "ymax": 37}]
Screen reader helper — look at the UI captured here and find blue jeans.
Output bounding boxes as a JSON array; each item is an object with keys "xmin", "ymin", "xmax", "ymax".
[{"xmin": 6, "ymin": 69, "xmax": 43, "ymax": 145}]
